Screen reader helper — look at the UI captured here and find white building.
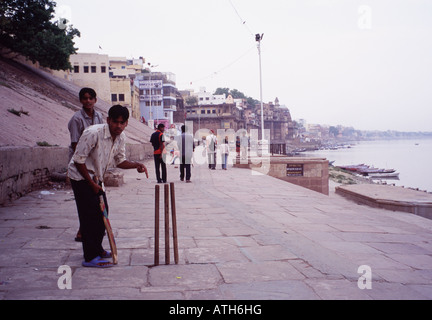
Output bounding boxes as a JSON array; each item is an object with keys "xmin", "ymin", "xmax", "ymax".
[{"xmin": 196, "ymin": 87, "xmax": 226, "ymax": 105}]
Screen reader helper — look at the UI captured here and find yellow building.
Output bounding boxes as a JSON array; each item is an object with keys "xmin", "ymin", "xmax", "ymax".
[
  {"xmin": 68, "ymin": 53, "xmax": 111, "ymax": 102},
  {"xmin": 109, "ymin": 57, "xmax": 144, "ymax": 119}
]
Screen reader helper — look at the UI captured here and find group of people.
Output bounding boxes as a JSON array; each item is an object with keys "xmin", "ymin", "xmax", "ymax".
[
  {"xmin": 204, "ymin": 130, "xmax": 231, "ymax": 170},
  {"xmin": 67, "ymin": 88, "xmax": 148, "ymax": 268},
  {"xmin": 150, "ymin": 127, "xmax": 234, "ymax": 184},
  {"xmin": 150, "ymin": 123, "xmax": 195, "ymax": 183},
  {"xmin": 67, "ymin": 87, "xmax": 239, "ymax": 268}
]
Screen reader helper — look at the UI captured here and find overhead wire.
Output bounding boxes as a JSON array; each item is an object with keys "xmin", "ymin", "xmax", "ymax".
[
  {"xmin": 228, "ymin": 0, "xmax": 255, "ymax": 37},
  {"xmin": 179, "ymin": 0, "xmax": 256, "ymax": 88}
]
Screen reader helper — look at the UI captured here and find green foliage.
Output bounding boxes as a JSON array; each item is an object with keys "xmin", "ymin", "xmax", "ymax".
[
  {"xmin": 214, "ymin": 87, "xmax": 259, "ymax": 107},
  {"xmin": 185, "ymin": 95, "xmax": 198, "ymax": 106},
  {"xmin": 0, "ymin": 0, "xmax": 80, "ymax": 70}
]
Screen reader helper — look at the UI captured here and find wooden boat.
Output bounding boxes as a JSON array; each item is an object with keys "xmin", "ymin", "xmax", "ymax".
[
  {"xmin": 337, "ymin": 164, "xmax": 368, "ymax": 172},
  {"xmin": 369, "ymin": 172, "xmax": 400, "ymax": 179},
  {"xmin": 337, "ymin": 164, "xmax": 397, "ymax": 176},
  {"xmin": 357, "ymin": 167, "xmax": 396, "ymax": 175}
]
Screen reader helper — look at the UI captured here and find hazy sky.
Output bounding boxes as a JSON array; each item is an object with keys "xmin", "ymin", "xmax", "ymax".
[{"xmin": 53, "ymin": 0, "xmax": 432, "ymax": 132}]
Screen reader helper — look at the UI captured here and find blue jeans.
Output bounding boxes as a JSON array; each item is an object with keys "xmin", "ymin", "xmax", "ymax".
[{"xmin": 222, "ymin": 153, "xmax": 228, "ymax": 169}]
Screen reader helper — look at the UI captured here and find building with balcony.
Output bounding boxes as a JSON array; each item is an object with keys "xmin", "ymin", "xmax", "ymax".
[{"xmin": 133, "ymin": 72, "xmax": 178, "ymax": 128}]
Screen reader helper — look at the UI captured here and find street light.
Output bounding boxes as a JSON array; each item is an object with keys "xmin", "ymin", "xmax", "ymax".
[
  {"xmin": 147, "ymin": 63, "xmax": 158, "ymax": 129},
  {"xmin": 256, "ymin": 33, "xmax": 265, "ymax": 142}
]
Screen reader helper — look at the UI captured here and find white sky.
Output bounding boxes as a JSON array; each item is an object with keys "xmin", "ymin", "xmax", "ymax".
[{"xmin": 53, "ymin": 0, "xmax": 432, "ymax": 132}]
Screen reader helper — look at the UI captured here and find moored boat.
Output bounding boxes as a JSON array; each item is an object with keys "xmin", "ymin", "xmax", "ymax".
[{"xmin": 369, "ymin": 172, "xmax": 400, "ymax": 179}]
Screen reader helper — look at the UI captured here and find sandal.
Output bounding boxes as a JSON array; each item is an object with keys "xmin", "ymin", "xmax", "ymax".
[
  {"xmin": 82, "ymin": 256, "xmax": 113, "ymax": 268},
  {"xmin": 100, "ymin": 250, "xmax": 112, "ymax": 259}
]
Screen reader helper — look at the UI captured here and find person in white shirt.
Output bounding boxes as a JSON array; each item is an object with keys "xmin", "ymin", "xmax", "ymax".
[
  {"xmin": 175, "ymin": 125, "xmax": 195, "ymax": 182},
  {"xmin": 68, "ymin": 87, "xmax": 104, "ymax": 242},
  {"xmin": 220, "ymin": 137, "xmax": 230, "ymax": 170},
  {"xmin": 68, "ymin": 105, "xmax": 148, "ymax": 268},
  {"xmin": 206, "ymin": 130, "xmax": 217, "ymax": 170},
  {"xmin": 240, "ymin": 132, "xmax": 249, "ymax": 160}
]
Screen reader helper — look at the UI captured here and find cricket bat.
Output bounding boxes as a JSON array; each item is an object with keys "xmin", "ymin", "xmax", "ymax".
[{"xmin": 99, "ymin": 192, "xmax": 118, "ymax": 265}]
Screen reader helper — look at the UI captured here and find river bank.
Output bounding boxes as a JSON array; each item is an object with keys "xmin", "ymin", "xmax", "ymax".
[{"xmin": 329, "ymin": 165, "xmax": 373, "ymax": 186}]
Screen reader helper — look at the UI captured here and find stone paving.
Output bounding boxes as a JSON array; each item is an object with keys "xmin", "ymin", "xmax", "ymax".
[{"xmin": 1, "ymin": 160, "xmax": 432, "ymax": 300}]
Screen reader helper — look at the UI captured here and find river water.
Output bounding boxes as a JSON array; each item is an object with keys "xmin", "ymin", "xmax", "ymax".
[{"xmin": 302, "ymin": 139, "xmax": 432, "ymax": 193}]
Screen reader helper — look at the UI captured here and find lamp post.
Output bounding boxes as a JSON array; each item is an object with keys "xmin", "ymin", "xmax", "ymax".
[
  {"xmin": 256, "ymin": 33, "xmax": 264, "ymax": 141},
  {"xmin": 147, "ymin": 63, "xmax": 158, "ymax": 129},
  {"xmin": 256, "ymin": 33, "xmax": 267, "ymax": 153}
]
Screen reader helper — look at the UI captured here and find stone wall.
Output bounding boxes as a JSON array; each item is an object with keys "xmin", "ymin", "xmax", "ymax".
[
  {"xmin": 0, "ymin": 146, "xmax": 69, "ymax": 205},
  {"xmin": 269, "ymin": 157, "xmax": 329, "ymax": 195},
  {"xmin": 0, "ymin": 143, "xmax": 153, "ymax": 206},
  {"xmin": 235, "ymin": 156, "xmax": 329, "ymax": 195}
]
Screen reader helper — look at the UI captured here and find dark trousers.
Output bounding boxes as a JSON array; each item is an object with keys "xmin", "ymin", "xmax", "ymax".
[
  {"xmin": 208, "ymin": 152, "xmax": 216, "ymax": 169},
  {"xmin": 70, "ymin": 179, "xmax": 106, "ymax": 262},
  {"xmin": 154, "ymin": 154, "xmax": 167, "ymax": 182},
  {"xmin": 180, "ymin": 156, "xmax": 191, "ymax": 181}
]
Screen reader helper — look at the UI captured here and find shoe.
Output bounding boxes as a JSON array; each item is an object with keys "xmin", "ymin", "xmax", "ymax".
[
  {"xmin": 180, "ymin": 178, "xmax": 184, "ymax": 181},
  {"xmin": 186, "ymin": 180, "xmax": 192, "ymax": 183},
  {"xmin": 82, "ymin": 256, "xmax": 113, "ymax": 268}
]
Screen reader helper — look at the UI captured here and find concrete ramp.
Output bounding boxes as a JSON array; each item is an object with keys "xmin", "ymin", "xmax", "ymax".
[{"xmin": 335, "ymin": 184, "xmax": 432, "ymax": 219}]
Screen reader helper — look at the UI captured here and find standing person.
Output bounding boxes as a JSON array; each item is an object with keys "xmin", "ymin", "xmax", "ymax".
[
  {"xmin": 220, "ymin": 137, "xmax": 230, "ymax": 170},
  {"xmin": 68, "ymin": 105, "xmax": 148, "ymax": 268},
  {"xmin": 175, "ymin": 125, "xmax": 195, "ymax": 182},
  {"xmin": 240, "ymin": 131, "xmax": 249, "ymax": 160},
  {"xmin": 68, "ymin": 88, "xmax": 104, "ymax": 161},
  {"xmin": 68, "ymin": 87, "xmax": 104, "ymax": 242},
  {"xmin": 150, "ymin": 123, "xmax": 167, "ymax": 183},
  {"xmin": 236, "ymin": 136, "xmax": 240, "ymax": 158},
  {"xmin": 206, "ymin": 130, "xmax": 217, "ymax": 170}
]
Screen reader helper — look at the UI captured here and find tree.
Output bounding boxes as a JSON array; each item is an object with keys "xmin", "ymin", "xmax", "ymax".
[
  {"xmin": 0, "ymin": 0, "xmax": 80, "ymax": 70},
  {"xmin": 214, "ymin": 87, "xmax": 259, "ymax": 107},
  {"xmin": 214, "ymin": 87, "xmax": 230, "ymax": 96},
  {"xmin": 185, "ymin": 96, "xmax": 198, "ymax": 106},
  {"xmin": 329, "ymin": 126, "xmax": 339, "ymax": 137}
]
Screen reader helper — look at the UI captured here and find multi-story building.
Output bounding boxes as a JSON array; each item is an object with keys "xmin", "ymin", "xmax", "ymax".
[
  {"xmin": 183, "ymin": 99, "xmax": 246, "ymax": 135},
  {"xmin": 53, "ymin": 53, "xmax": 111, "ymax": 102},
  {"xmin": 175, "ymin": 92, "xmax": 295, "ymax": 154},
  {"xmin": 133, "ymin": 72, "xmax": 178, "ymax": 129},
  {"xmin": 108, "ymin": 57, "xmax": 144, "ymax": 116},
  {"xmin": 196, "ymin": 87, "xmax": 226, "ymax": 105}
]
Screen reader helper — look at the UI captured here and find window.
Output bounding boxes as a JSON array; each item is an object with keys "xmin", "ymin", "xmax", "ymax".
[
  {"xmin": 207, "ymin": 110, "xmax": 211, "ymax": 114},
  {"xmin": 84, "ymin": 66, "xmax": 89, "ymax": 73},
  {"xmin": 111, "ymin": 94, "xmax": 117, "ymax": 102},
  {"xmin": 212, "ymin": 109, "xmax": 216, "ymax": 114},
  {"xmin": 201, "ymin": 110, "xmax": 205, "ymax": 114},
  {"xmin": 119, "ymin": 94, "xmax": 125, "ymax": 102},
  {"xmin": 91, "ymin": 66, "xmax": 97, "ymax": 73},
  {"xmin": 73, "ymin": 66, "xmax": 79, "ymax": 73},
  {"xmin": 101, "ymin": 66, "xmax": 106, "ymax": 73}
]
